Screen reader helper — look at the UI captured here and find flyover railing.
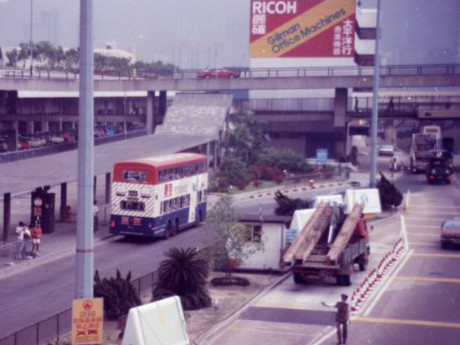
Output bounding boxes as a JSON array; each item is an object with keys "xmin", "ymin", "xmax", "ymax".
[
  {"xmin": 1, "ymin": 63, "xmax": 460, "ymax": 81},
  {"xmin": 0, "ymin": 129, "xmax": 147, "ymax": 164}
]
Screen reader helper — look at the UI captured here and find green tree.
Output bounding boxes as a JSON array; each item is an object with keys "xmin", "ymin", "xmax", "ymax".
[
  {"xmin": 226, "ymin": 111, "xmax": 265, "ymax": 165},
  {"xmin": 257, "ymin": 147, "xmax": 312, "ymax": 174},
  {"xmin": 205, "ymin": 195, "xmax": 264, "ymax": 277},
  {"xmin": 6, "ymin": 49, "xmax": 19, "ymax": 67},
  {"xmin": 63, "ymin": 48, "xmax": 79, "ymax": 73},
  {"xmin": 153, "ymin": 247, "xmax": 211, "ymax": 310}
]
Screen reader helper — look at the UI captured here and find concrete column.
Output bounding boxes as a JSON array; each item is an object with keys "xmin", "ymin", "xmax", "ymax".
[
  {"xmin": 3, "ymin": 193, "xmax": 11, "ymax": 242},
  {"xmin": 206, "ymin": 142, "xmax": 211, "ymax": 170},
  {"xmin": 213, "ymin": 141, "xmax": 218, "ymax": 169},
  {"xmin": 60, "ymin": 183, "xmax": 67, "ymax": 222},
  {"xmin": 159, "ymin": 90, "xmax": 167, "ymax": 121},
  {"xmin": 146, "ymin": 91, "xmax": 156, "ymax": 134},
  {"xmin": 334, "ymin": 88, "xmax": 348, "ymax": 158},
  {"xmin": 42, "ymin": 121, "xmax": 49, "ymax": 133},
  {"xmin": 105, "ymin": 172, "xmax": 111, "ymax": 204},
  {"xmin": 27, "ymin": 121, "xmax": 34, "ymax": 135}
]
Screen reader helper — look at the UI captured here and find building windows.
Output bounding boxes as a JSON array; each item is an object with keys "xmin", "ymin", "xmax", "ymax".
[{"xmin": 244, "ymin": 224, "xmax": 262, "ymax": 243}]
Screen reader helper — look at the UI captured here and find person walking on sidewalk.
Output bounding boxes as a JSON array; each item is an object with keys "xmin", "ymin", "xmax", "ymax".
[
  {"xmin": 322, "ymin": 294, "xmax": 350, "ymax": 344},
  {"xmin": 31, "ymin": 221, "xmax": 42, "ymax": 257},
  {"xmin": 23, "ymin": 225, "xmax": 33, "ymax": 259},
  {"xmin": 15, "ymin": 221, "xmax": 26, "ymax": 259}
]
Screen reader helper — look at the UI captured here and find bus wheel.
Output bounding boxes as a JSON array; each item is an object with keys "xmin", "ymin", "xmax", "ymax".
[
  {"xmin": 197, "ymin": 210, "xmax": 203, "ymax": 223},
  {"xmin": 172, "ymin": 219, "xmax": 179, "ymax": 236},
  {"xmin": 163, "ymin": 222, "xmax": 171, "ymax": 240}
]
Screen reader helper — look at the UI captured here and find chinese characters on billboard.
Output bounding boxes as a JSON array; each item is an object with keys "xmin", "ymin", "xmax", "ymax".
[{"xmin": 250, "ymin": 0, "xmax": 356, "ymax": 58}]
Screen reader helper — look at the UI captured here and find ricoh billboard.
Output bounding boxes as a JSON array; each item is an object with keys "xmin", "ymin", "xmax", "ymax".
[{"xmin": 250, "ymin": 0, "xmax": 356, "ymax": 58}]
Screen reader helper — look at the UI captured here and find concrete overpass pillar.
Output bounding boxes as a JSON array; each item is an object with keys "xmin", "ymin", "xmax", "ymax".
[
  {"xmin": 334, "ymin": 88, "xmax": 348, "ymax": 158},
  {"xmin": 159, "ymin": 91, "xmax": 167, "ymax": 122},
  {"xmin": 42, "ymin": 121, "xmax": 49, "ymax": 133},
  {"xmin": 146, "ymin": 91, "xmax": 156, "ymax": 134},
  {"xmin": 26, "ymin": 121, "xmax": 34, "ymax": 135}
]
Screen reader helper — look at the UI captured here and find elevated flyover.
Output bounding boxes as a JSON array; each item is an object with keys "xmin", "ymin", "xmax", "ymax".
[{"xmin": 0, "ymin": 64, "xmax": 459, "ymax": 92}]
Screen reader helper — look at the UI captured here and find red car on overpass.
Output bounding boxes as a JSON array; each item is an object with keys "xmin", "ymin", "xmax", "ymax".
[{"xmin": 197, "ymin": 68, "xmax": 241, "ymax": 79}]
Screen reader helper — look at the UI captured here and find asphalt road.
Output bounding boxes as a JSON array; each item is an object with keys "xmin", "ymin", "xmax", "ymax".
[
  {"xmin": 0, "ymin": 225, "xmax": 204, "ymax": 337},
  {"xmin": 344, "ymin": 168, "xmax": 460, "ymax": 345}
]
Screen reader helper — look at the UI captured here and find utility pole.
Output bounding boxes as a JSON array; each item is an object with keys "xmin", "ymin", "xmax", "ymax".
[
  {"xmin": 75, "ymin": 0, "xmax": 94, "ymax": 299},
  {"xmin": 369, "ymin": 0, "xmax": 382, "ymax": 188},
  {"xmin": 29, "ymin": 0, "xmax": 33, "ymax": 76}
]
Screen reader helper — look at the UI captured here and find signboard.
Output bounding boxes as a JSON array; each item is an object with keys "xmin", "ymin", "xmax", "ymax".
[
  {"xmin": 344, "ymin": 188, "xmax": 381, "ymax": 214},
  {"xmin": 316, "ymin": 148, "xmax": 328, "ymax": 164},
  {"xmin": 250, "ymin": 0, "xmax": 356, "ymax": 57},
  {"xmin": 285, "ymin": 228, "xmax": 298, "ymax": 244},
  {"xmin": 72, "ymin": 298, "xmax": 104, "ymax": 344}
]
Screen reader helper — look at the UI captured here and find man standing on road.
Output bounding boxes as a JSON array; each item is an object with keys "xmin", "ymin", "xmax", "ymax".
[{"xmin": 322, "ymin": 294, "xmax": 350, "ymax": 344}]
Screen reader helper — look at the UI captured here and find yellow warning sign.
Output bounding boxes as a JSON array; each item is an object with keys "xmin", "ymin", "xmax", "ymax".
[{"xmin": 72, "ymin": 298, "xmax": 104, "ymax": 344}]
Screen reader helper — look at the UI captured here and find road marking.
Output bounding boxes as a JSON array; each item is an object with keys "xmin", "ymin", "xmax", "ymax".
[
  {"xmin": 409, "ymin": 204, "xmax": 460, "ymax": 210},
  {"xmin": 355, "ymin": 316, "xmax": 460, "ymax": 329},
  {"xmin": 407, "ymin": 210, "xmax": 460, "ymax": 216},
  {"xmin": 407, "ymin": 232, "xmax": 438, "ymax": 237},
  {"xmin": 406, "ymin": 224, "xmax": 439, "ymax": 230},
  {"xmin": 411, "ymin": 252, "xmax": 460, "ymax": 259},
  {"xmin": 395, "ymin": 276, "xmax": 460, "ymax": 284},
  {"xmin": 405, "ymin": 216, "xmax": 444, "ymax": 221},
  {"xmin": 229, "ymin": 326, "xmax": 308, "ymax": 337}
]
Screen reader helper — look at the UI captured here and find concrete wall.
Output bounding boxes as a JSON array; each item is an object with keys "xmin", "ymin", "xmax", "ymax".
[{"xmin": 239, "ymin": 222, "xmax": 284, "ymax": 271}]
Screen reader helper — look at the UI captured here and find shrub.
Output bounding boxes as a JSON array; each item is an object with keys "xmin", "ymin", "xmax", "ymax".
[
  {"xmin": 94, "ymin": 269, "xmax": 141, "ymax": 321},
  {"xmin": 153, "ymin": 247, "xmax": 212, "ymax": 311},
  {"xmin": 210, "ymin": 276, "xmax": 250, "ymax": 287}
]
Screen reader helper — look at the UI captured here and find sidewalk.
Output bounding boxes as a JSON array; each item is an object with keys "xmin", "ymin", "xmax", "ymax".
[{"xmin": 0, "ymin": 219, "xmax": 112, "ymax": 280}]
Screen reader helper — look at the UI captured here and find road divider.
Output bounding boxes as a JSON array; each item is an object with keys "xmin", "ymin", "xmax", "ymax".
[{"xmin": 350, "ymin": 237, "xmax": 407, "ymax": 313}]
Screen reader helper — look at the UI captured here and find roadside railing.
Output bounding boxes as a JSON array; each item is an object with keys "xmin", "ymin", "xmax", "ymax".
[
  {"xmin": 0, "ymin": 129, "xmax": 147, "ymax": 164},
  {"xmin": 0, "ymin": 269, "xmax": 160, "ymax": 345},
  {"xmin": 2, "ymin": 63, "xmax": 459, "ymax": 81}
]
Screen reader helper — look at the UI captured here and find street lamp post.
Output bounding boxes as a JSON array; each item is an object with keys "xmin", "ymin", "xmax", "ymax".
[{"xmin": 369, "ymin": 0, "xmax": 382, "ymax": 188}]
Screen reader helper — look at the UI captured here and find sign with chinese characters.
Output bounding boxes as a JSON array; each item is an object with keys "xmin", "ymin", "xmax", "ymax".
[
  {"xmin": 72, "ymin": 298, "xmax": 104, "ymax": 344},
  {"xmin": 250, "ymin": 0, "xmax": 355, "ymax": 57},
  {"xmin": 316, "ymin": 148, "xmax": 328, "ymax": 164}
]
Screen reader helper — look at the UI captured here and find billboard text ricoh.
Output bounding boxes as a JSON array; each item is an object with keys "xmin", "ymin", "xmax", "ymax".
[{"xmin": 250, "ymin": 0, "xmax": 356, "ymax": 58}]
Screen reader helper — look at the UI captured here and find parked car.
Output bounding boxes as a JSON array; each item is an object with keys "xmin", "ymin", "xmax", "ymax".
[
  {"xmin": 378, "ymin": 144, "xmax": 395, "ymax": 156},
  {"xmin": 441, "ymin": 217, "xmax": 460, "ymax": 249},
  {"xmin": 197, "ymin": 68, "xmax": 241, "ymax": 79}
]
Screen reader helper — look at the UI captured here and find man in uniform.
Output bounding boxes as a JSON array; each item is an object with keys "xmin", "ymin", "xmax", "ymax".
[{"xmin": 322, "ymin": 293, "xmax": 350, "ymax": 344}]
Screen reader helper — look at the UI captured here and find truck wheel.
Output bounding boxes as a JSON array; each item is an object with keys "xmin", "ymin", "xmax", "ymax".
[
  {"xmin": 445, "ymin": 179, "xmax": 451, "ymax": 185},
  {"xmin": 293, "ymin": 272, "xmax": 306, "ymax": 284},
  {"xmin": 342, "ymin": 275, "xmax": 351, "ymax": 286}
]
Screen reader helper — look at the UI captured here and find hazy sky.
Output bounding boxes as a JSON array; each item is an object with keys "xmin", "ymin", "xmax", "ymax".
[{"xmin": 0, "ymin": 0, "xmax": 459, "ymax": 67}]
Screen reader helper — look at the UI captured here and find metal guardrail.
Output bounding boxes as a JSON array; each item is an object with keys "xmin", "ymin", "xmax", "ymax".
[
  {"xmin": 0, "ymin": 262, "xmax": 159, "ymax": 345},
  {"xmin": 0, "ymin": 129, "xmax": 147, "ymax": 164},
  {"xmin": 1, "ymin": 64, "xmax": 460, "ymax": 81}
]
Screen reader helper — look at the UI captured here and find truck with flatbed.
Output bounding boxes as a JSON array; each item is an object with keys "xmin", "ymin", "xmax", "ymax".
[{"xmin": 283, "ymin": 202, "xmax": 369, "ymax": 286}]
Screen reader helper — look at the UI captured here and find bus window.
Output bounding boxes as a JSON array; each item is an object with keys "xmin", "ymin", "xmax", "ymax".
[
  {"xmin": 122, "ymin": 170, "xmax": 147, "ymax": 182},
  {"xmin": 121, "ymin": 201, "xmax": 145, "ymax": 211}
]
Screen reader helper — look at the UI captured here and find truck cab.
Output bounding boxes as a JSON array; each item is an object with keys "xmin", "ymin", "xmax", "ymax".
[{"xmin": 426, "ymin": 150, "xmax": 453, "ymax": 184}]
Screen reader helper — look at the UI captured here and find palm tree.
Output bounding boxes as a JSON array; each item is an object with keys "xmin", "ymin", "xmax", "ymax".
[{"xmin": 153, "ymin": 247, "xmax": 211, "ymax": 310}]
